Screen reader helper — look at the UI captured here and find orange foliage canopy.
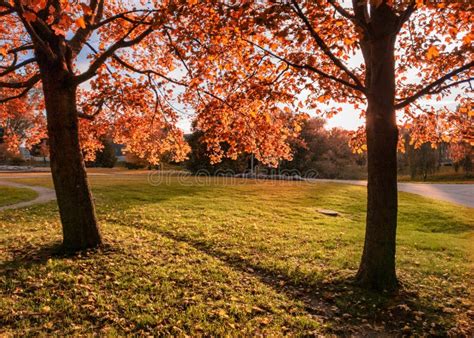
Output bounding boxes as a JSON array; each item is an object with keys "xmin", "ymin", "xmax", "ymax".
[
  {"xmin": 0, "ymin": 0, "xmax": 307, "ymax": 166},
  {"xmin": 0, "ymin": 83, "xmax": 45, "ymax": 152},
  {"xmin": 0, "ymin": 1, "xmax": 472, "ymax": 165},
  {"xmin": 169, "ymin": 0, "xmax": 472, "ymax": 153}
]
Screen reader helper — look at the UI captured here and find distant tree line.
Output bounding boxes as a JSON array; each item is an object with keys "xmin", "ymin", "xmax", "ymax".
[
  {"xmin": 185, "ymin": 117, "xmax": 472, "ymax": 181},
  {"xmin": 1, "ymin": 115, "xmax": 471, "ymax": 182},
  {"xmin": 399, "ymin": 132, "xmax": 472, "ymax": 180},
  {"xmin": 185, "ymin": 118, "xmax": 366, "ymax": 179},
  {"xmin": 279, "ymin": 118, "xmax": 366, "ymax": 179},
  {"xmin": 85, "ymin": 138, "xmax": 117, "ymax": 168}
]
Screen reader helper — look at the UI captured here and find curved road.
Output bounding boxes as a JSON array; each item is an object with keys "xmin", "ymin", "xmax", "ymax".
[
  {"xmin": 0, "ymin": 180, "xmax": 56, "ymax": 211},
  {"xmin": 315, "ymin": 179, "xmax": 473, "ymax": 208}
]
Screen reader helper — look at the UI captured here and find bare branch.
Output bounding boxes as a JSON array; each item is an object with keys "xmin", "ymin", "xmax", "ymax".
[
  {"xmin": 0, "ymin": 74, "xmax": 40, "ymax": 88},
  {"xmin": 290, "ymin": 0, "xmax": 365, "ymax": 91},
  {"xmin": 69, "ymin": 0, "xmax": 104, "ymax": 57},
  {"xmin": 244, "ymin": 38, "xmax": 365, "ymax": 93},
  {"xmin": 78, "ymin": 98, "xmax": 105, "ymax": 120},
  {"xmin": 0, "ymin": 76, "xmax": 39, "ymax": 103},
  {"xmin": 396, "ymin": 2, "xmax": 416, "ymax": 33},
  {"xmin": 73, "ymin": 20, "xmax": 155, "ymax": 84},
  {"xmin": 395, "ymin": 61, "xmax": 474, "ymax": 109},
  {"xmin": 0, "ymin": 57, "xmax": 37, "ymax": 76}
]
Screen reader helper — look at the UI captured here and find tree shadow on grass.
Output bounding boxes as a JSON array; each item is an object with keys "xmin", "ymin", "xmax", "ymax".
[
  {"xmin": 0, "ymin": 242, "xmax": 63, "ymax": 272},
  {"xmin": 0, "ymin": 241, "xmax": 119, "ymax": 274},
  {"xmin": 0, "ymin": 222, "xmax": 462, "ymax": 335},
  {"xmin": 131, "ymin": 224, "xmax": 459, "ymax": 336}
]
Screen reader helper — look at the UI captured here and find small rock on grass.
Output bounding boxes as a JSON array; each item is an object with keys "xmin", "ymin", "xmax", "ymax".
[{"xmin": 317, "ymin": 209, "xmax": 340, "ymax": 217}]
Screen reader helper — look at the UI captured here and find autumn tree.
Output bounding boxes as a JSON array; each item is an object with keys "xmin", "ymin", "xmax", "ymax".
[
  {"xmin": 87, "ymin": 137, "xmax": 117, "ymax": 168},
  {"xmin": 185, "ymin": 127, "xmax": 250, "ymax": 175},
  {"xmin": 408, "ymin": 143, "xmax": 439, "ymax": 180},
  {"xmin": 30, "ymin": 138, "xmax": 49, "ymax": 163},
  {"xmin": 173, "ymin": 1, "xmax": 473, "ymax": 290},
  {"xmin": 0, "ymin": 87, "xmax": 45, "ymax": 154},
  {"xmin": 283, "ymin": 117, "xmax": 329, "ymax": 172},
  {"xmin": 450, "ymin": 142, "xmax": 473, "ymax": 174},
  {"xmin": 0, "ymin": 0, "xmax": 183, "ymax": 249},
  {"xmin": 0, "ymin": 1, "xmax": 305, "ymax": 250},
  {"xmin": 279, "ymin": 117, "xmax": 362, "ymax": 179}
]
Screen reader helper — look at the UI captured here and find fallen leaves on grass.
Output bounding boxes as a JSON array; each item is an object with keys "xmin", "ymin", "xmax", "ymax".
[{"xmin": 0, "ymin": 178, "xmax": 473, "ymax": 335}]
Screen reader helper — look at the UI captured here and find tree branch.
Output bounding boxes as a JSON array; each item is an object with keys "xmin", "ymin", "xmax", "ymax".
[
  {"xmin": 89, "ymin": 9, "xmax": 160, "ymax": 30},
  {"xmin": 327, "ymin": 0, "xmax": 354, "ymax": 19},
  {"xmin": 351, "ymin": 0, "xmax": 369, "ymax": 30},
  {"xmin": 429, "ymin": 78, "xmax": 473, "ymax": 94},
  {"xmin": 13, "ymin": 0, "xmax": 55, "ymax": 60},
  {"xmin": 69, "ymin": 0, "xmax": 104, "ymax": 57},
  {"xmin": 244, "ymin": 38, "xmax": 364, "ymax": 92},
  {"xmin": 396, "ymin": 2, "xmax": 416, "ymax": 33},
  {"xmin": 111, "ymin": 54, "xmax": 228, "ymax": 105},
  {"xmin": 290, "ymin": 0, "xmax": 365, "ymax": 91},
  {"xmin": 0, "ymin": 57, "xmax": 37, "ymax": 76},
  {"xmin": 0, "ymin": 74, "xmax": 40, "ymax": 88},
  {"xmin": 0, "ymin": 0, "xmax": 12, "ymax": 9},
  {"xmin": 7, "ymin": 44, "xmax": 34, "ymax": 54},
  {"xmin": 0, "ymin": 76, "xmax": 39, "ymax": 103},
  {"xmin": 163, "ymin": 27, "xmax": 192, "ymax": 74},
  {"xmin": 78, "ymin": 97, "xmax": 105, "ymax": 120},
  {"xmin": 395, "ymin": 61, "xmax": 474, "ymax": 109},
  {"xmin": 327, "ymin": 0, "xmax": 370, "ymax": 34},
  {"xmin": 73, "ymin": 19, "xmax": 155, "ymax": 84},
  {"xmin": 0, "ymin": 8, "xmax": 13, "ymax": 16}
]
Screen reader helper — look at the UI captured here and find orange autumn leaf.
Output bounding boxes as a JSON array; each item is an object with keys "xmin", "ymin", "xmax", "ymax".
[
  {"xmin": 80, "ymin": 3, "xmax": 93, "ymax": 15},
  {"xmin": 23, "ymin": 11, "xmax": 36, "ymax": 23},
  {"xmin": 76, "ymin": 17, "xmax": 86, "ymax": 29},
  {"xmin": 426, "ymin": 45, "xmax": 439, "ymax": 60},
  {"xmin": 33, "ymin": 0, "xmax": 48, "ymax": 11}
]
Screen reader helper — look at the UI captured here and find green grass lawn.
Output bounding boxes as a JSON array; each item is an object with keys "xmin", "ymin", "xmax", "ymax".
[
  {"xmin": 0, "ymin": 186, "xmax": 37, "ymax": 207},
  {"xmin": 1, "ymin": 174, "xmax": 473, "ymax": 335}
]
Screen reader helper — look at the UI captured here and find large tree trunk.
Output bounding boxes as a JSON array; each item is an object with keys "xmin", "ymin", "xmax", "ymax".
[
  {"xmin": 41, "ymin": 70, "xmax": 102, "ymax": 251},
  {"xmin": 356, "ymin": 5, "xmax": 399, "ymax": 291}
]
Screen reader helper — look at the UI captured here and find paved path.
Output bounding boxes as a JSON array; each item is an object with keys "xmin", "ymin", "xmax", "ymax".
[
  {"xmin": 315, "ymin": 179, "xmax": 473, "ymax": 208},
  {"xmin": 0, "ymin": 180, "xmax": 56, "ymax": 211}
]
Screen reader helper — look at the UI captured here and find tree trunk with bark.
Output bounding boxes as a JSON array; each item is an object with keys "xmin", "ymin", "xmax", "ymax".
[
  {"xmin": 356, "ymin": 4, "xmax": 399, "ymax": 291},
  {"xmin": 38, "ymin": 52, "xmax": 102, "ymax": 251}
]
